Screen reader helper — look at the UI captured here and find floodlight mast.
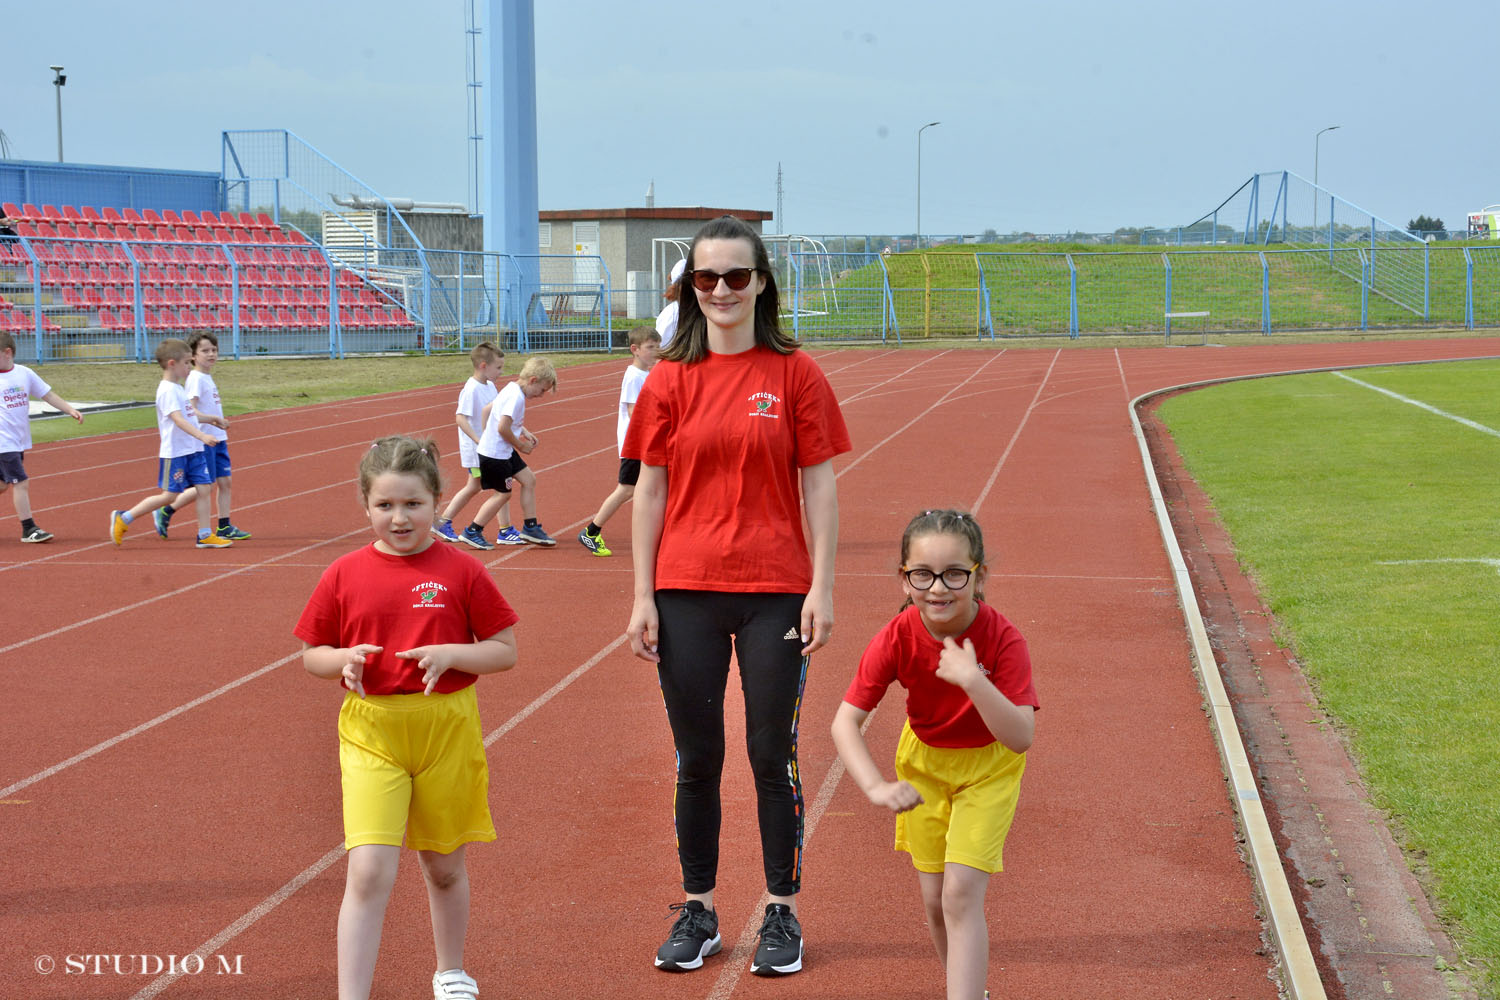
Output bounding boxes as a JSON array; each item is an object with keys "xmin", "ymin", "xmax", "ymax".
[
  {"xmin": 916, "ymin": 121, "xmax": 941, "ymax": 249},
  {"xmin": 50, "ymin": 65, "xmax": 66, "ymax": 162},
  {"xmin": 1313, "ymin": 125, "xmax": 1340, "ymax": 231}
]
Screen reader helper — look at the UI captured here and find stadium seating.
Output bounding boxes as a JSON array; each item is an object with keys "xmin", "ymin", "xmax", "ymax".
[{"xmin": 0, "ymin": 201, "xmax": 417, "ymax": 341}]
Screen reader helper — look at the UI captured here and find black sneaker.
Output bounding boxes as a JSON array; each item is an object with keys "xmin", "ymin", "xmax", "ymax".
[
  {"xmin": 20, "ymin": 524, "xmax": 53, "ymax": 543},
  {"xmin": 654, "ymin": 900, "xmax": 721, "ymax": 972},
  {"xmin": 751, "ymin": 903, "xmax": 803, "ymax": 976}
]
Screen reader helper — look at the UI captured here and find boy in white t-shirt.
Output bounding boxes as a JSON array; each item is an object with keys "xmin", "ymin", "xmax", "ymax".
[
  {"xmin": 0, "ymin": 330, "xmax": 84, "ymax": 543},
  {"xmin": 434, "ymin": 341, "xmax": 509, "ymax": 543},
  {"xmin": 578, "ymin": 325, "xmax": 660, "ymax": 556},
  {"xmin": 154, "ymin": 332, "xmax": 250, "ymax": 540},
  {"xmin": 108, "ymin": 339, "xmax": 231, "ymax": 549},
  {"xmin": 460, "ymin": 356, "xmax": 557, "ymax": 549}
]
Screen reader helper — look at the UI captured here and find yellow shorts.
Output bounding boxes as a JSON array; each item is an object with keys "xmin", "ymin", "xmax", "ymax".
[
  {"xmin": 893, "ymin": 721, "xmax": 1026, "ymax": 874},
  {"xmin": 338, "ymin": 685, "xmax": 496, "ymax": 853}
]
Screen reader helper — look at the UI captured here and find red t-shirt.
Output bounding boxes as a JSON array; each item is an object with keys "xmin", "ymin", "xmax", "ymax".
[
  {"xmin": 293, "ymin": 542, "xmax": 518, "ymax": 696},
  {"xmin": 623, "ymin": 346, "xmax": 851, "ymax": 593},
  {"xmin": 844, "ymin": 602, "xmax": 1040, "ymax": 748}
]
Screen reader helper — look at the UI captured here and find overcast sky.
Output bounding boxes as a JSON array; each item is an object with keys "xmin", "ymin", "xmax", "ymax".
[{"xmin": 3, "ymin": 0, "xmax": 1495, "ymax": 237}]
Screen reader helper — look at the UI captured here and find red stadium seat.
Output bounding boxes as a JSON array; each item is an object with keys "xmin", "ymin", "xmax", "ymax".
[
  {"xmin": 256, "ymin": 213, "xmax": 276, "ymax": 229},
  {"xmin": 231, "ymin": 228, "xmax": 254, "ymax": 243},
  {"xmin": 100, "ymin": 206, "xmax": 123, "ymax": 224},
  {"xmin": 237, "ymin": 212, "xmax": 260, "ymax": 229},
  {"xmin": 21, "ymin": 203, "xmax": 44, "ymax": 221},
  {"xmin": 269, "ymin": 229, "xmax": 290, "ymax": 244},
  {"xmin": 295, "ymin": 307, "xmax": 318, "ymax": 329},
  {"xmin": 36, "ymin": 222, "xmax": 59, "ymax": 238},
  {"xmin": 193, "ymin": 227, "xmax": 214, "ymax": 242},
  {"xmin": 62, "ymin": 205, "xmax": 83, "ymax": 221},
  {"xmin": 161, "ymin": 209, "xmax": 182, "ymax": 226},
  {"xmin": 211, "ymin": 227, "xmax": 232, "ymax": 243},
  {"xmin": 121, "ymin": 208, "xmax": 143, "ymax": 225},
  {"xmin": 180, "ymin": 210, "xmax": 202, "ymax": 227},
  {"xmin": 2, "ymin": 202, "xmax": 22, "ymax": 218},
  {"xmin": 43, "ymin": 205, "xmax": 64, "ymax": 221},
  {"xmin": 141, "ymin": 209, "xmax": 163, "ymax": 226},
  {"xmin": 80, "ymin": 206, "xmax": 102, "ymax": 223}
]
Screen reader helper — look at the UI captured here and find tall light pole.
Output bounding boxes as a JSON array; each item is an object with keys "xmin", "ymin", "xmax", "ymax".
[
  {"xmin": 1312, "ymin": 124, "xmax": 1339, "ymax": 232},
  {"xmin": 50, "ymin": 65, "xmax": 67, "ymax": 163},
  {"xmin": 916, "ymin": 120, "xmax": 940, "ymax": 249}
]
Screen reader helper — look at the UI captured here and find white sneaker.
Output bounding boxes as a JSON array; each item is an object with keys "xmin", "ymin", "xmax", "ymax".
[{"xmin": 433, "ymin": 968, "xmax": 479, "ymax": 1000}]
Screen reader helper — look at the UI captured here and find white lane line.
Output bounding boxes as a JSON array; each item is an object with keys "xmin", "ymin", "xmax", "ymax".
[
  {"xmin": 0, "ymin": 526, "xmax": 365, "ymax": 652},
  {"xmin": 127, "ymin": 634, "xmax": 630, "ymax": 1000},
  {"xmin": 1334, "ymin": 371, "xmax": 1500, "ymax": 438},
  {"xmin": 972, "ymin": 350, "xmax": 1061, "ymax": 515},
  {"xmin": 0, "ymin": 652, "xmax": 302, "ymax": 799}
]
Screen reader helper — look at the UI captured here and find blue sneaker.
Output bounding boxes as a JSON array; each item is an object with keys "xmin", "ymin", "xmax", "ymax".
[
  {"xmin": 520, "ymin": 522, "xmax": 556, "ymax": 546},
  {"xmin": 153, "ymin": 507, "xmax": 171, "ymax": 538},
  {"xmin": 217, "ymin": 523, "xmax": 252, "ymax": 541},
  {"xmin": 494, "ymin": 525, "xmax": 527, "ymax": 546},
  {"xmin": 434, "ymin": 520, "xmax": 460, "ymax": 543},
  {"xmin": 460, "ymin": 525, "xmax": 493, "ymax": 550}
]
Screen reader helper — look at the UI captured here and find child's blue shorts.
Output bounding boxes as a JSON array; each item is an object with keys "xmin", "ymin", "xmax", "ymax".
[{"xmin": 157, "ymin": 451, "xmax": 213, "ymax": 493}]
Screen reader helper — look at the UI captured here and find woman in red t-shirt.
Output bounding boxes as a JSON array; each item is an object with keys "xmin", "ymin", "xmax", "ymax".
[{"xmin": 624, "ymin": 215, "xmax": 850, "ymax": 977}]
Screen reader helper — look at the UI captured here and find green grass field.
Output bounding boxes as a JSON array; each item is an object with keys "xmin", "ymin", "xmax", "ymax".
[
  {"xmin": 1158, "ymin": 359, "xmax": 1500, "ymax": 995},
  {"xmin": 796, "ymin": 241, "xmax": 1491, "ymax": 339}
]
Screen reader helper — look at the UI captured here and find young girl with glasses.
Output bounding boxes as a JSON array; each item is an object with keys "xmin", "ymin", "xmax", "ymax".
[
  {"xmin": 624, "ymin": 215, "xmax": 850, "ymax": 976},
  {"xmin": 831, "ymin": 509, "xmax": 1039, "ymax": 1000}
]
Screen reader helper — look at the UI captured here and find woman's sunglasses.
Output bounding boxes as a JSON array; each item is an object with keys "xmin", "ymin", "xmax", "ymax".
[{"xmin": 688, "ymin": 267, "xmax": 759, "ymax": 293}]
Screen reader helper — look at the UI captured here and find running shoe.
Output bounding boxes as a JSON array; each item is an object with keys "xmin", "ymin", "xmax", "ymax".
[
  {"xmin": 655, "ymin": 901, "xmax": 721, "ymax": 972},
  {"xmin": 494, "ymin": 525, "xmax": 527, "ymax": 546},
  {"xmin": 434, "ymin": 520, "xmax": 460, "ymax": 543},
  {"xmin": 109, "ymin": 510, "xmax": 128, "ymax": 546},
  {"xmin": 195, "ymin": 532, "xmax": 233, "ymax": 549},
  {"xmin": 577, "ymin": 529, "xmax": 612, "ymax": 557},
  {"xmin": 519, "ymin": 522, "xmax": 557, "ymax": 546},
  {"xmin": 20, "ymin": 524, "xmax": 53, "ymax": 543},
  {"xmin": 432, "ymin": 968, "xmax": 479, "ymax": 1000},
  {"xmin": 153, "ymin": 507, "xmax": 171, "ymax": 538},
  {"xmin": 460, "ymin": 525, "xmax": 493, "ymax": 551},
  {"xmin": 217, "ymin": 523, "xmax": 252, "ymax": 541},
  {"xmin": 751, "ymin": 903, "xmax": 803, "ymax": 976}
]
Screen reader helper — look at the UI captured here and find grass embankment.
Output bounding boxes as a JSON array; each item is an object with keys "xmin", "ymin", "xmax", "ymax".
[
  {"xmin": 802, "ymin": 241, "xmax": 1490, "ymax": 339},
  {"xmin": 1159, "ymin": 359, "xmax": 1500, "ymax": 995}
]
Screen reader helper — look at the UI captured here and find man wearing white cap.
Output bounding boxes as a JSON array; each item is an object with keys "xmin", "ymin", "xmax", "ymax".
[{"xmin": 655, "ymin": 258, "xmax": 686, "ymax": 346}]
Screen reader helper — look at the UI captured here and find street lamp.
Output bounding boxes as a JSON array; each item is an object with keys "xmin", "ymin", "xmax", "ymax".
[
  {"xmin": 50, "ymin": 65, "xmax": 67, "ymax": 163},
  {"xmin": 916, "ymin": 121, "xmax": 940, "ymax": 249},
  {"xmin": 1312, "ymin": 124, "xmax": 1339, "ymax": 233}
]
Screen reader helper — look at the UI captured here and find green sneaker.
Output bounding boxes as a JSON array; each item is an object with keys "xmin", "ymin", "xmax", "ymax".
[{"xmin": 578, "ymin": 529, "xmax": 612, "ymax": 557}]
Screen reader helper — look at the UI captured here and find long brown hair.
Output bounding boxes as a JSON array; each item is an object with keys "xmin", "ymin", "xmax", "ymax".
[{"xmin": 660, "ymin": 215, "xmax": 797, "ymax": 364}]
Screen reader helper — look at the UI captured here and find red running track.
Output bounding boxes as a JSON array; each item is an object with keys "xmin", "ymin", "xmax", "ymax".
[{"xmin": 3, "ymin": 339, "xmax": 1494, "ymax": 1000}]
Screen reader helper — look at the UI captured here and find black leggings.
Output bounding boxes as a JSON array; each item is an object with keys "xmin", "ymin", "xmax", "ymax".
[{"xmin": 655, "ymin": 590, "xmax": 808, "ymax": 897}]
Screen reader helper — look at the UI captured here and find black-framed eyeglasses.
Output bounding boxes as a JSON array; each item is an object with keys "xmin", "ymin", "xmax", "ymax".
[
  {"xmin": 901, "ymin": 564, "xmax": 979, "ymax": 591},
  {"xmin": 688, "ymin": 267, "xmax": 759, "ymax": 293}
]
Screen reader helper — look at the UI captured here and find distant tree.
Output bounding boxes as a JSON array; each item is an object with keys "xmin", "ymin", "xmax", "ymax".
[
  {"xmin": 981, "ymin": 228, "xmax": 998, "ymax": 241},
  {"xmin": 1408, "ymin": 215, "xmax": 1446, "ymax": 238}
]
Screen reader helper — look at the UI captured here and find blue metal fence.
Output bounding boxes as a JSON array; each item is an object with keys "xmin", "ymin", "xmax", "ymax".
[
  {"xmin": 0, "ymin": 159, "xmax": 221, "ymax": 216},
  {"xmin": 9, "ymin": 235, "xmax": 1500, "ymax": 365}
]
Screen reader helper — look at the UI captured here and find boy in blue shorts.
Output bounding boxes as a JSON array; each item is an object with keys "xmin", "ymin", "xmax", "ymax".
[
  {"xmin": 578, "ymin": 325, "xmax": 659, "ymax": 556},
  {"xmin": 154, "ymin": 332, "xmax": 251, "ymax": 541},
  {"xmin": 109, "ymin": 339, "xmax": 232, "ymax": 549},
  {"xmin": 0, "ymin": 330, "xmax": 84, "ymax": 542}
]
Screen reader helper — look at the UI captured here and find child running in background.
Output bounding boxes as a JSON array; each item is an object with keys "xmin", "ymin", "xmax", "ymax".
[
  {"xmin": 578, "ymin": 325, "xmax": 659, "ymax": 556},
  {"xmin": 0, "ymin": 330, "xmax": 84, "ymax": 542},
  {"xmin": 109, "ymin": 339, "xmax": 232, "ymax": 549},
  {"xmin": 295, "ymin": 435, "xmax": 519, "ymax": 1000},
  {"xmin": 435, "ymin": 341, "xmax": 508, "ymax": 544},
  {"xmin": 154, "ymin": 332, "xmax": 251, "ymax": 541},
  {"xmin": 831, "ymin": 509, "xmax": 1039, "ymax": 1000},
  {"xmin": 461, "ymin": 356, "xmax": 557, "ymax": 549}
]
